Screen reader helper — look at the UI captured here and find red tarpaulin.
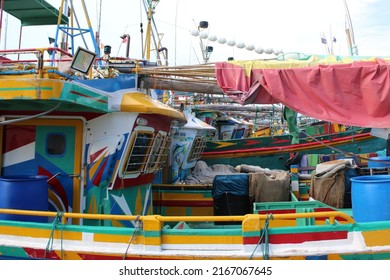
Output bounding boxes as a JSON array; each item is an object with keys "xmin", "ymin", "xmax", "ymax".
[{"xmin": 215, "ymin": 56, "xmax": 390, "ymax": 128}]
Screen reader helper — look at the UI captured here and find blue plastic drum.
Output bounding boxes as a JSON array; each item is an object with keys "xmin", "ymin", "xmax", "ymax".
[
  {"xmin": 350, "ymin": 175, "xmax": 390, "ymax": 222},
  {"xmin": 0, "ymin": 175, "xmax": 49, "ymax": 222},
  {"xmin": 368, "ymin": 156, "xmax": 390, "ymax": 168}
]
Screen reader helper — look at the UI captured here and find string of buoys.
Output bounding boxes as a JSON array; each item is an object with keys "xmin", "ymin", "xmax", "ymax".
[{"xmin": 190, "ymin": 29, "xmax": 283, "ymax": 56}]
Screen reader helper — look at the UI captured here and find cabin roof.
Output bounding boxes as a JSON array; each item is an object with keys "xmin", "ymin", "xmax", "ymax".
[
  {"xmin": 121, "ymin": 92, "xmax": 186, "ymax": 121},
  {"xmin": 3, "ymin": 0, "xmax": 68, "ymax": 26}
]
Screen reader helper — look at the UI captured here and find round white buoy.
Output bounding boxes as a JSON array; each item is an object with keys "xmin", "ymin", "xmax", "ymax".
[
  {"xmin": 199, "ymin": 31, "xmax": 209, "ymax": 39},
  {"xmin": 274, "ymin": 49, "xmax": 283, "ymax": 55},
  {"xmin": 217, "ymin": 37, "xmax": 227, "ymax": 44},
  {"xmin": 190, "ymin": 30, "xmax": 199, "ymax": 36},
  {"xmin": 208, "ymin": 34, "xmax": 217, "ymax": 42},
  {"xmin": 255, "ymin": 46, "xmax": 264, "ymax": 54},
  {"xmin": 236, "ymin": 42, "xmax": 245, "ymax": 49},
  {"xmin": 245, "ymin": 44, "xmax": 255, "ymax": 51},
  {"xmin": 227, "ymin": 39, "xmax": 236, "ymax": 46}
]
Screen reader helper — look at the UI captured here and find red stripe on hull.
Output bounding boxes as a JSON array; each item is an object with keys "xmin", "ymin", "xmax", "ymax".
[
  {"xmin": 153, "ymin": 200, "xmax": 213, "ymax": 207},
  {"xmin": 69, "ymin": 90, "xmax": 108, "ymax": 104},
  {"xmin": 24, "ymin": 248, "xmax": 61, "ymax": 259},
  {"xmin": 244, "ymin": 230, "xmax": 348, "ymax": 245},
  {"xmin": 112, "ymin": 173, "xmax": 155, "ymax": 189}
]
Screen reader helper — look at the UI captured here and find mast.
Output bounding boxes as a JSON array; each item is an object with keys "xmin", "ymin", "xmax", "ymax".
[
  {"xmin": 0, "ymin": 0, "xmax": 4, "ymax": 47},
  {"xmin": 344, "ymin": 0, "xmax": 358, "ymax": 56},
  {"xmin": 142, "ymin": 0, "xmax": 164, "ymax": 64}
]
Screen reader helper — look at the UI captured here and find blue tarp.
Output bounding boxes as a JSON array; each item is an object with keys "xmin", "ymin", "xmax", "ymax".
[{"xmin": 212, "ymin": 174, "xmax": 249, "ymax": 198}]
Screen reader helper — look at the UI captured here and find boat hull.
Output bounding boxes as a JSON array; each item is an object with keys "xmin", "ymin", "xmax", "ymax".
[
  {"xmin": 201, "ymin": 129, "xmax": 386, "ymax": 169},
  {"xmin": 0, "ymin": 207, "xmax": 390, "ymax": 260}
]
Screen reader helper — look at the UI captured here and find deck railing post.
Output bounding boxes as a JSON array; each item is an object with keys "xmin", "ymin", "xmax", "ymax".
[{"xmin": 142, "ymin": 215, "xmax": 162, "ymax": 251}]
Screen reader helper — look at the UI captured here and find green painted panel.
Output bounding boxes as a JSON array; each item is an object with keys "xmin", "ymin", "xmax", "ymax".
[
  {"xmin": 61, "ymin": 83, "xmax": 109, "ymax": 112},
  {"xmin": 36, "ymin": 126, "xmax": 75, "ymax": 174},
  {"xmin": 341, "ymin": 252, "xmax": 390, "ymax": 260},
  {"xmin": 0, "ymin": 245, "xmax": 30, "ymax": 258}
]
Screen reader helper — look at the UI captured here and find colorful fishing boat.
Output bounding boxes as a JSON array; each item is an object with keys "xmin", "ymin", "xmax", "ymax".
[
  {"xmin": 201, "ymin": 124, "xmax": 385, "ymax": 170},
  {"xmin": 153, "ymin": 107, "xmax": 216, "ymax": 185},
  {"xmin": 2, "ymin": 48, "xmax": 390, "ymax": 260}
]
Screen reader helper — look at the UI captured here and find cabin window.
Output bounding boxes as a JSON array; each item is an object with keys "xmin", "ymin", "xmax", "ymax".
[
  {"xmin": 46, "ymin": 133, "xmax": 66, "ymax": 156},
  {"xmin": 145, "ymin": 133, "xmax": 170, "ymax": 172},
  {"xmin": 124, "ymin": 132, "xmax": 154, "ymax": 173},
  {"xmin": 123, "ymin": 131, "xmax": 171, "ymax": 175},
  {"xmin": 187, "ymin": 136, "xmax": 206, "ymax": 162}
]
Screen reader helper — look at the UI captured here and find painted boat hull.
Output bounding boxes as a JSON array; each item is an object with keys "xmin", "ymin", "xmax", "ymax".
[
  {"xmin": 201, "ymin": 129, "xmax": 386, "ymax": 169},
  {"xmin": 1, "ymin": 205, "xmax": 390, "ymax": 260}
]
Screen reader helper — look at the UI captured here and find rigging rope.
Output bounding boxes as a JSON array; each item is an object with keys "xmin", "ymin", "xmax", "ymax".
[
  {"xmin": 45, "ymin": 211, "xmax": 64, "ymax": 259},
  {"xmin": 250, "ymin": 214, "xmax": 273, "ymax": 260},
  {"xmin": 123, "ymin": 215, "xmax": 142, "ymax": 259}
]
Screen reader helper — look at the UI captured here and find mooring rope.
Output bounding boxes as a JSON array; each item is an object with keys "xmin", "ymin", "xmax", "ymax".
[
  {"xmin": 123, "ymin": 215, "xmax": 142, "ymax": 260},
  {"xmin": 250, "ymin": 214, "xmax": 273, "ymax": 260},
  {"xmin": 44, "ymin": 211, "xmax": 64, "ymax": 259}
]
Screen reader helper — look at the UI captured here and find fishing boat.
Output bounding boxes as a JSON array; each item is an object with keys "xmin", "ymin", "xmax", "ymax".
[
  {"xmin": 153, "ymin": 106, "xmax": 216, "ymax": 185},
  {"xmin": 141, "ymin": 67, "xmax": 386, "ymax": 170},
  {"xmin": 2, "ymin": 49, "xmax": 390, "ymax": 260},
  {"xmin": 1, "ymin": 0, "xmax": 390, "ymax": 261},
  {"xmin": 200, "ymin": 122, "xmax": 385, "ymax": 170}
]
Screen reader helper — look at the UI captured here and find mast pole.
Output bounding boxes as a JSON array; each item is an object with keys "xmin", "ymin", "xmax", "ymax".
[
  {"xmin": 0, "ymin": 0, "xmax": 4, "ymax": 47},
  {"xmin": 344, "ymin": 0, "xmax": 358, "ymax": 56},
  {"xmin": 143, "ymin": 0, "xmax": 153, "ymax": 61}
]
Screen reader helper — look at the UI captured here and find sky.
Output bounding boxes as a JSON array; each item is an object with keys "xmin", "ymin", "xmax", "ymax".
[{"xmin": 1, "ymin": 0, "xmax": 390, "ymax": 66}]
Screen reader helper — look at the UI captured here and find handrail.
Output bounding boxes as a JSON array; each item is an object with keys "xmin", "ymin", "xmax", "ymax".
[
  {"xmin": 0, "ymin": 208, "xmax": 355, "ymax": 225},
  {"xmin": 0, "ymin": 47, "xmax": 73, "ymax": 58}
]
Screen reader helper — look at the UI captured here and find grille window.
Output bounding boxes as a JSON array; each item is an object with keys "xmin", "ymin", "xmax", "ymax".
[
  {"xmin": 187, "ymin": 136, "xmax": 206, "ymax": 162},
  {"xmin": 124, "ymin": 131, "xmax": 171, "ymax": 175},
  {"xmin": 125, "ymin": 132, "xmax": 153, "ymax": 172}
]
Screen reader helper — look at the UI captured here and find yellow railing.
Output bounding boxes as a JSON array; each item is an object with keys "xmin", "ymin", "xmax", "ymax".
[{"xmin": 0, "ymin": 208, "xmax": 355, "ymax": 225}]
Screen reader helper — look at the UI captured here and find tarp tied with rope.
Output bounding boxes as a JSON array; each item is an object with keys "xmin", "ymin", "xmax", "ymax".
[{"xmin": 215, "ymin": 55, "xmax": 390, "ymax": 128}]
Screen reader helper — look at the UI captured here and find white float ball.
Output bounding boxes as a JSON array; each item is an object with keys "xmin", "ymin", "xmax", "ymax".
[
  {"xmin": 255, "ymin": 47, "xmax": 264, "ymax": 54},
  {"xmin": 217, "ymin": 37, "xmax": 226, "ymax": 44},
  {"xmin": 227, "ymin": 39, "xmax": 236, "ymax": 46},
  {"xmin": 208, "ymin": 34, "xmax": 217, "ymax": 42},
  {"xmin": 236, "ymin": 42, "xmax": 245, "ymax": 49},
  {"xmin": 199, "ymin": 31, "xmax": 208, "ymax": 39},
  {"xmin": 274, "ymin": 49, "xmax": 283, "ymax": 55},
  {"xmin": 264, "ymin": 48, "xmax": 274, "ymax": 54},
  {"xmin": 245, "ymin": 44, "xmax": 255, "ymax": 51},
  {"xmin": 190, "ymin": 30, "xmax": 199, "ymax": 36}
]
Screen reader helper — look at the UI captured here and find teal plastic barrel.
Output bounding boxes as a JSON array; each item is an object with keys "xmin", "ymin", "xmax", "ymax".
[
  {"xmin": 350, "ymin": 175, "xmax": 390, "ymax": 222},
  {"xmin": 0, "ymin": 175, "xmax": 48, "ymax": 222}
]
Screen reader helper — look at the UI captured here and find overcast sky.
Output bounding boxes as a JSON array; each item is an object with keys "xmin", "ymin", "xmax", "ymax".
[{"xmin": 1, "ymin": 0, "xmax": 390, "ymax": 65}]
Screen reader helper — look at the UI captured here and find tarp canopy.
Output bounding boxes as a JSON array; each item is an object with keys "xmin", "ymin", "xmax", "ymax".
[
  {"xmin": 215, "ymin": 55, "xmax": 390, "ymax": 128},
  {"xmin": 2, "ymin": 0, "xmax": 68, "ymax": 26}
]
